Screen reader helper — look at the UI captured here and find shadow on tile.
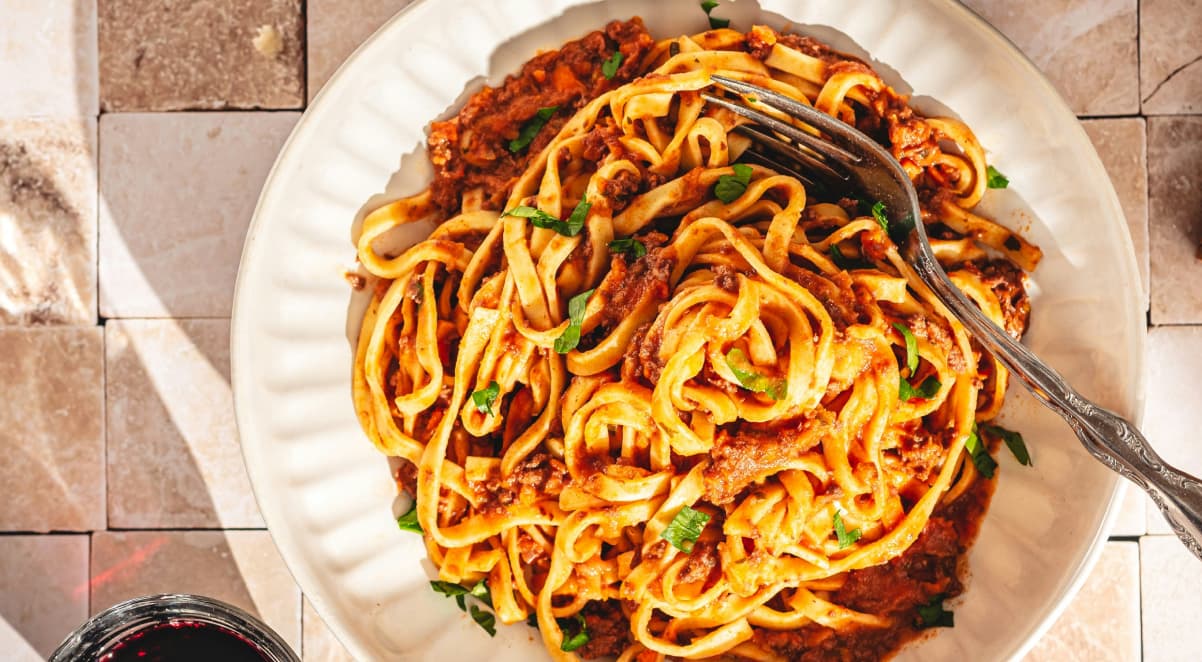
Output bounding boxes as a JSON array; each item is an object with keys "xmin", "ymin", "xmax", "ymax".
[{"xmin": 0, "ymin": 129, "xmax": 95, "ymax": 326}]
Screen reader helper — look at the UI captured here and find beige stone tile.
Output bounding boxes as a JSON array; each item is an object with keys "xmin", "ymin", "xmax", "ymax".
[
  {"xmin": 1148, "ymin": 117, "xmax": 1202, "ymax": 325},
  {"xmin": 302, "ymin": 598, "xmax": 354, "ymax": 661},
  {"xmin": 0, "ymin": 0, "xmax": 97, "ymax": 116},
  {"xmin": 1140, "ymin": 0, "xmax": 1202, "ymax": 114},
  {"xmin": 98, "ymin": 0, "xmax": 303, "ymax": 111},
  {"xmin": 1141, "ymin": 535, "xmax": 1202, "ymax": 661},
  {"xmin": 0, "ymin": 118, "xmax": 97, "ymax": 326},
  {"xmin": 1025, "ymin": 541, "xmax": 1139, "ymax": 662},
  {"xmin": 1143, "ymin": 326, "xmax": 1202, "ymax": 534},
  {"xmin": 0, "ymin": 535, "xmax": 89, "ymax": 660},
  {"xmin": 106, "ymin": 319, "xmax": 262, "ymax": 528},
  {"xmin": 0, "ymin": 328, "xmax": 104, "ymax": 531},
  {"xmin": 1081, "ymin": 118, "xmax": 1148, "ymax": 309},
  {"xmin": 90, "ymin": 531, "xmax": 301, "ymax": 653},
  {"xmin": 307, "ymin": 0, "xmax": 413, "ymax": 100},
  {"xmin": 962, "ymin": 0, "xmax": 1138, "ymax": 115},
  {"xmin": 1109, "ymin": 484, "xmax": 1147, "ymax": 538},
  {"xmin": 98, "ymin": 112, "xmax": 298, "ymax": 318}
]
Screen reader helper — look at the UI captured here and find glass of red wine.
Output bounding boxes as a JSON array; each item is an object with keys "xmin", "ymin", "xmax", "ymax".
[{"xmin": 50, "ymin": 594, "xmax": 300, "ymax": 662}]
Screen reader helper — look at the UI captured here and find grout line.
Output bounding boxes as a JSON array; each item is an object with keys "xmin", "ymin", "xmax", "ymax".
[
  {"xmin": 301, "ymin": 0, "xmax": 310, "ymax": 109},
  {"xmin": 1137, "ymin": 532, "xmax": 1144, "ymax": 661},
  {"xmin": 102, "ymin": 526, "xmax": 271, "ymax": 532},
  {"xmin": 1077, "ymin": 113, "xmax": 1145, "ymax": 121},
  {"xmin": 96, "ymin": 107, "xmax": 304, "ymax": 116},
  {"xmin": 101, "ymin": 319, "xmax": 110, "ymax": 533},
  {"xmin": 98, "ymin": 315, "xmax": 233, "ymax": 321},
  {"xmin": 1136, "ymin": 0, "xmax": 1142, "ymax": 114},
  {"xmin": 93, "ymin": 113, "xmax": 101, "ymax": 327},
  {"xmin": 87, "ymin": 531, "xmax": 94, "ymax": 615},
  {"xmin": 0, "ymin": 531, "xmax": 97, "ymax": 537}
]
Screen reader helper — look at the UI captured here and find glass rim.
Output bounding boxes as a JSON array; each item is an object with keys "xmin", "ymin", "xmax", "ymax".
[{"xmin": 49, "ymin": 593, "xmax": 300, "ymax": 662}]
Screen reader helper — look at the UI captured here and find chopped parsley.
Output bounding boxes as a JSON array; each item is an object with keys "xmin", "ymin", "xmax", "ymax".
[
  {"xmin": 559, "ymin": 613, "xmax": 590, "ymax": 652},
  {"xmin": 964, "ymin": 424, "xmax": 997, "ymax": 479},
  {"xmin": 829, "ymin": 244, "xmax": 872, "ymax": 271},
  {"xmin": 526, "ymin": 613, "xmax": 540, "ymax": 629},
  {"xmin": 983, "ymin": 423, "xmax": 1031, "ymax": 466},
  {"xmin": 469, "ymin": 604, "xmax": 497, "ymax": 637},
  {"xmin": 985, "ymin": 165, "xmax": 1009, "ymax": 189},
  {"xmin": 508, "ymin": 106, "xmax": 558, "ymax": 152},
  {"xmin": 564, "ymin": 197, "xmax": 592, "ymax": 235},
  {"xmin": 430, "ymin": 580, "xmax": 495, "ymax": 635},
  {"xmin": 503, "ymin": 197, "xmax": 589, "ymax": 237},
  {"xmin": 898, "ymin": 375, "xmax": 941, "ymax": 401},
  {"xmin": 471, "ymin": 380, "xmax": 500, "ymax": 415},
  {"xmin": 725, "ymin": 348, "xmax": 787, "ymax": 400},
  {"xmin": 601, "ymin": 51, "xmax": 623, "ymax": 79},
  {"xmin": 713, "ymin": 163, "xmax": 752, "ymax": 203},
  {"xmin": 661, "ymin": 505, "xmax": 710, "ymax": 553},
  {"xmin": 833, "ymin": 510, "xmax": 862, "ymax": 549},
  {"xmin": 870, "ymin": 200, "xmax": 889, "ymax": 231},
  {"xmin": 396, "ymin": 502, "xmax": 422, "ymax": 533},
  {"xmin": 888, "ymin": 212, "xmax": 917, "ymax": 245},
  {"xmin": 700, "ymin": 0, "xmax": 730, "ymax": 29},
  {"xmin": 608, "ymin": 237, "xmax": 647, "ymax": 258},
  {"xmin": 891, "ymin": 322, "xmax": 919, "ymax": 375},
  {"xmin": 916, "ymin": 594, "xmax": 955, "ymax": 629},
  {"xmin": 554, "ymin": 288, "xmax": 594, "ymax": 354}
]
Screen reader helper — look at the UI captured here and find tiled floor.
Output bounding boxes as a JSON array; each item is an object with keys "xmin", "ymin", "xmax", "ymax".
[{"xmin": 1, "ymin": 1, "xmax": 1199, "ymax": 660}]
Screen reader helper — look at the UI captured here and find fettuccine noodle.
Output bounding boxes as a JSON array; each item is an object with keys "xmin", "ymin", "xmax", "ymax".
[{"xmin": 351, "ymin": 19, "xmax": 1038, "ymax": 661}]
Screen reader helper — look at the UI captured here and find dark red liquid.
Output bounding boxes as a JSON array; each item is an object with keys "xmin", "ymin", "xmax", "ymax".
[{"xmin": 99, "ymin": 620, "xmax": 269, "ymax": 662}]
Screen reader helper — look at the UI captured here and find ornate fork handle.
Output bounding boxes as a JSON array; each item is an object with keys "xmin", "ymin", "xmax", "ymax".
[
  {"xmin": 913, "ymin": 254, "xmax": 1202, "ymax": 560},
  {"xmin": 705, "ymin": 73, "xmax": 1202, "ymax": 560}
]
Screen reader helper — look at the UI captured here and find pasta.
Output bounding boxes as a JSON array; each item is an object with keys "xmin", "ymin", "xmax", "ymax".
[{"xmin": 351, "ymin": 18, "xmax": 1038, "ymax": 661}]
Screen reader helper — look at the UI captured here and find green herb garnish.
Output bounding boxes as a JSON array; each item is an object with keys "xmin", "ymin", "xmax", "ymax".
[
  {"xmin": 829, "ymin": 244, "xmax": 872, "ymax": 271},
  {"xmin": 471, "ymin": 380, "xmax": 500, "ymax": 415},
  {"xmin": 870, "ymin": 200, "xmax": 889, "ymax": 231},
  {"xmin": 469, "ymin": 604, "xmax": 497, "ymax": 637},
  {"xmin": 564, "ymin": 197, "xmax": 591, "ymax": 235},
  {"xmin": 713, "ymin": 163, "xmax": 752, "ymax": 203},
  {"xmin": 559, "ymin": 613, "xmax": 590, "ymax": 652},
  {"xmin": 602, "ymin": 51, "xmax": 623, "ymax": 79},
  {"xmin": 916, "ymin": 594, "xmax": 955, "ymax": 629},
  {"xmin": 508, "ymin": 106, "xmax": 558, "ymax": 152},
  {"xmin": 661, "ymin": 505, "xmax": 710, "ymax": 553},
  {"xmin": 891, "ymin": 322, "xmax": 919, "ymax": 375},
  {"xmin": 964, "ymin": 424, "xmax": 997, "ymax": 479},
  {"xmin": 833, "ymin": 510, "xmax": 862, "ymax": 549},
  {"xmin": 396, "ymin": 502, "xmax": 422, "ymax": 533},
  {"xmin": 725, "ymin": 348, "xmax": 787, "ymax": 400},
  {"xmin": 608, "ymin": 237, "xmax": 647, "ymax": 259},
  {"xmin": 985, "ymin": 165, "xmax": 1009, "ymax": 189},
  {"xmin": 431, "ymin": 580, "xmax": 495, "ymax": 634},
  {"xmin": 983, "ymin": 424, "xmax": 1031, "ymax": 466},
  {"xmin": 898, "ymin": 376, "xmax": 941, "ymax": 401},
  {"xmin": 503, "ymin": 197, "xmax": 589, "ymax": 237},
  {"xmin": 700, "ymin": 0, "xmax": 730, "ymax": 29},
  {"xmin": 888, "ymin": 212, "xmax": 917, "ymax": 245},
  {"xmin": 554, "ymin": 288, "xmax": 595, "ymax": 354}
]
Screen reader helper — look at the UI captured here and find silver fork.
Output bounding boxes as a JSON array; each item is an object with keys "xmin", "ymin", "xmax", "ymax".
[{"xmin": 705, "ymin": 74, "xmax": 1202, "ymax": 561}]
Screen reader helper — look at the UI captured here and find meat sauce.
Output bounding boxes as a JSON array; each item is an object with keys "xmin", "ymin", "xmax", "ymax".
[
  {"xmin": 754, "ymin": 477, "xmax": 994, "ymax": 662},
  {"xmin": 427, "ymin": 19, "xmax": 655, "ymax": 213},
  {"xmin": 406, "ymin": 20, "xmax": 1026, "ymax": 662}
]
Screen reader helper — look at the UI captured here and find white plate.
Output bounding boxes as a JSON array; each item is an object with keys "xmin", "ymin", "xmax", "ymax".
[{"xmin": 232, "ymin": 0, "xmax": 1146, "ymax": 659}]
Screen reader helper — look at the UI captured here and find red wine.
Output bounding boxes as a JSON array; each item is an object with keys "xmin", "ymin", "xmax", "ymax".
[{"xmin": 99, "ymin": 620, "xmax": 269, "ymax": 662}]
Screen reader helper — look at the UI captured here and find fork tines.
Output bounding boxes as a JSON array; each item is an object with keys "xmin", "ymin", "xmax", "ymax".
[{"xmin": 705, "ymin": 75, "xmax": 866, "ymax": 192}]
